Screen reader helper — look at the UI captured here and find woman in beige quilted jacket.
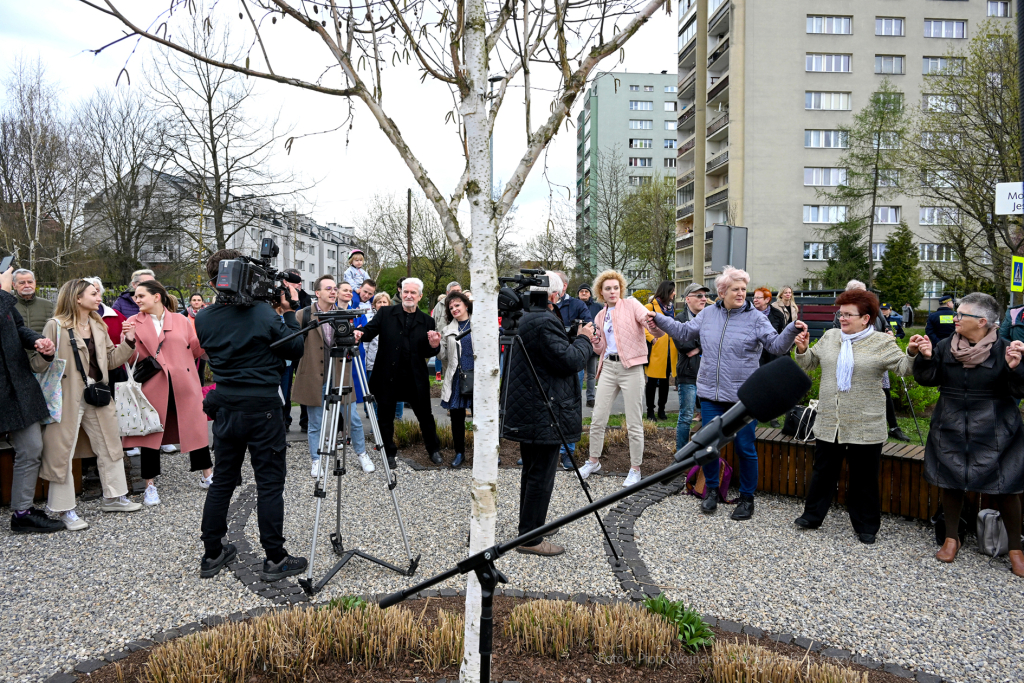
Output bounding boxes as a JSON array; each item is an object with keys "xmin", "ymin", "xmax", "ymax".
[{"xmin": 793, "ymin": 289, "xmax": 917, "ymax": 544}]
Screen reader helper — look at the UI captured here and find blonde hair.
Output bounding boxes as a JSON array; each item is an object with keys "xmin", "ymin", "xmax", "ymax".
[
  {"xmin": 372, "ymin": 292, "xmax": 392, "ymax": 307},
  {"xmin": 53, "ymin": 279, "xmax": 104, "ymax": 329},
  {"xmin": 715, "ymin": 266, "xmax": 750, "ymax": 298},
  {"xmin": 593, "ymin": 270, "xmax": 628, "ymax": 304}
]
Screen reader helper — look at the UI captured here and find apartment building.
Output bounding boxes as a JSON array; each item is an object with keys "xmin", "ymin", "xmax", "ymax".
[
  {"xmin": 576, "ymin": 71, "xmax": 679, "ymax": 291},
  {"xmin": 674, "ymin": 0, "xmax": 1011, "ymax": 299}
]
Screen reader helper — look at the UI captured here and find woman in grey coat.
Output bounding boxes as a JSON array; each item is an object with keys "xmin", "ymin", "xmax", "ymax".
[{"xmin": 645, "ymin": 266, "xmax": 804, "ymax": 520}]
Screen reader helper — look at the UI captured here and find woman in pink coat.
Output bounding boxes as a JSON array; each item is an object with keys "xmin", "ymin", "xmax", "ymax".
[{"xmin": 122, "ymin": 280, "xmax": 211, "ymax": 505}]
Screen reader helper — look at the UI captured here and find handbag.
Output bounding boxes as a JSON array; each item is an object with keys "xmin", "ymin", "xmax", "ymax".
[
  {"xmin": 68, "ymin": 328, "xmax": 112, "ymax": 407},
  {"xmin": 976, "ymin": 509, "xmax": 1009, "ymax": 558},
  {"xmin": 33, "ymin": 324, "xmax": 65, "ymax": 425},
  {"xmin": 115, "ymin": 359, "xmax": 164, "ymax": 437},
  {"xmin": 133, "ymin": 338, "xmax": 166, "ymax": 384},
  {"xmin": 781, "ymin": 399, "xmax": 817, "ymax": 442},
  {"xmin": 455, "ymin": 325, "xmax": 473, "ymax": 398}
]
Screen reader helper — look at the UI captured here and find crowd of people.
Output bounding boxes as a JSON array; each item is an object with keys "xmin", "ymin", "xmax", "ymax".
[{"xmin": 2, "ymin": 258, "xmax": 1021, "ymax": 580}]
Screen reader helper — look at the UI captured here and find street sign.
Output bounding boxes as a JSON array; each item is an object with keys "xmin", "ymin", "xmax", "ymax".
[
  {"xmin": 995, "ymin": 182, "xmax": 1024, "ymax": 215},
  {"xmin": 1013, "ymin": 256, "xmax": 1024, "ymax": 293},
  {"xmin": 710, "ymin": 224, "xmax": 747, "ymax": 272}
]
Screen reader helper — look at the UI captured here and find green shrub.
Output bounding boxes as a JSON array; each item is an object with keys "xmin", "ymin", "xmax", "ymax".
[
  {"xmin": 643, "ymin": 593, "xmax": 715, "ymax": 653},
  {"xmin": 323, "ymin": 595, "xmax": 367, "ymax": 612}
]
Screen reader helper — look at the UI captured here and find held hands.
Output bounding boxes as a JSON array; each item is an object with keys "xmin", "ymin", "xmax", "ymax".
[
  {"xmin": 34, "ymin": 337, "xmax": 55, "ymax": 356},
  {"xmin": 794, "ymin": 320, "xmax": 808, "ymax": 333},
  {"xmin": 427, "ymin": 330, "xmax": 441, "ymax": 348},
  {"xmin": 794, "ymin": 329, "xmax": 810, "ymax": 354},
  {"xmin": 122, "ymin": 320, "xmax": 136, "ymax": 341},
  {"xmin": 686, "ymin": 347, "xmax": 700, "ymax": 358},
  {"xmin": 354, "ymin": 329, "xmax": 363, "ymax": 343},
  {"xmin": 1006, "ymin": 340, "xmax": 1024, "ymax": 369},
  {"xmin": 908, "ymin": 335, "xmax": 931, "ymax": 359}
]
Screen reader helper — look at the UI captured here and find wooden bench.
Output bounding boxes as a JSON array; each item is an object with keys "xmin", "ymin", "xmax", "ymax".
[{"xmin": 0, "ymin": 439, "xmax": 82, "ymax": 507}]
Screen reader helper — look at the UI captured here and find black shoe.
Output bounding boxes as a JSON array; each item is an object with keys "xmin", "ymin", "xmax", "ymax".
[
  {"xmin": 586, "ymin": 399, "xmax": 595, "ymax": 408},
  {"xmin": 731, "ymin": 496, "xmax": 755, "ymax": 521},
  {"xmin": 561, "ymin": 452, "xmax": 574, "ymax": 470},
  {"xmin": 889, "ymin": 427, "xmax": 911, "ymax": 443},
  {"xmin": 10, "ymin": 509, "xmax": 64, "ymax": 534},
  {"xmin": 200, "ymin": 544, "xmax": 237, "ymax": 579},
  {"xmin": 769, "ymin": 419, "xmax": 781, "ymax": 429},
  {"xmin": 387, "ymin": 455, "xmax": 398, "ymax": 470},
  {"xmin": 701, "ymin": 488, "xmax": 719, "ymax": 513},
  {"xmin": 516, "ymin": 458, "xmax": 523, "ymax": 466},
  {"xmin": 794, "ymin": 516, "xmax": 819, "ymax": 529},
  {"xmin": 262, "ymin": 554, "xmax": 308, "ymax": 581},
  {"xmin": 646, "ymin": 409, "xmax": 656, "ymax": 421},
  {"xmin": 657, "ymin": 411, "xmax": 668, "ymax": 421},
  {"xmin": 451, "ymin": 452, "xmax": 464, "ymax": 468},
  {"xmin": 429, "ymin": 451, "xmax": 443, "ymax": 465},
  {"xmin": 858, "ymin": 533, "xmax": 877, "ymax": 544}
]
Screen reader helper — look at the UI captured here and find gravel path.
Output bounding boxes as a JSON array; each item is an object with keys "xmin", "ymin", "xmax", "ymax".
[{"xmin": 636, "ymin": 492, "xmax": 1024, "ymax": 683}]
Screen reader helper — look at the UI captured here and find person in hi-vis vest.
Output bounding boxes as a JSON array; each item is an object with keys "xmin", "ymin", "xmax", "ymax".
[{"xmin": 925, "ymin": 295, "xmax": 956, "ymax": 347}]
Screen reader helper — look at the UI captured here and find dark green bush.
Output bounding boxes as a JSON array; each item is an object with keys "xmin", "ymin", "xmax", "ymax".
[{"xmin": 643, "ymin": 593, "xmax": 715, "ymax": 653}]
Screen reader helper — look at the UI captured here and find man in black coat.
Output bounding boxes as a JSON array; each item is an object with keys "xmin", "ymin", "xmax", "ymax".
[
  {"xmin": 925, "ymin": 295, "xmax": 956, "ymax": 347},
  {"xmin": 501, "ymin": 273, "xmax": 594, "ymax": 556},
  {"xmin": 355, "ymin": 276, "xmax": 443, "ymax": 468},
  {"xmin": 0, "ymin": 266, "xmax": 63, "ymax": 533}
]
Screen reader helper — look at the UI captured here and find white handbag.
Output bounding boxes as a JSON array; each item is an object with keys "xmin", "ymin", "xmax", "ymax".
[{"xmin": 115, "ymin": 360, "xmax": 164, "ymax": 437}]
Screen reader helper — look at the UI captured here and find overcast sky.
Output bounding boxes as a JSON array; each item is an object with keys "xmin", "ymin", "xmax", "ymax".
[{"xmin": 0, "ymin": 0, "xmax": 676, "ymax": 244}]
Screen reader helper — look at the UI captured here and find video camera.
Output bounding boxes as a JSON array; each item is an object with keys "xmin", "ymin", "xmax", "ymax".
[
  {"xmin": 215, "ymin": 238, "xmax": 301, "ymax": 306},
  {"xmin": 498, "ymin": 268, "xmax": 551, "ymax": 336},
  {"xmin": 312, "ymin": 309, "xmax": 361, "ymax": 349}
]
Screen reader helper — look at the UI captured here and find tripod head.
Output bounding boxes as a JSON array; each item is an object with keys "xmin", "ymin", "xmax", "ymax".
[{"xmin": 270, "ymin": 308, "xmax": 363, "ymax": 350}]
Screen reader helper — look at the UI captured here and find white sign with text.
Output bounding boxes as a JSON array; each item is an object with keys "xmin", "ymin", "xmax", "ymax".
[{"xmin": 996, "ymin": 182, "xmax": 1024, "ymax": 215}]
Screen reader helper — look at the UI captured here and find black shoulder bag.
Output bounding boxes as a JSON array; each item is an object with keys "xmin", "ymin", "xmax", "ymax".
[
  {"xmin": 133, "ymin": 337, "xmax": 165, "ymax": 384},
  {"xmin": 456, "ymin": 324, "xmax": 473, "ymax": 397},
  {"xmin": 68, "ymin": 328, "xmax": 112, "ymax": 407}
]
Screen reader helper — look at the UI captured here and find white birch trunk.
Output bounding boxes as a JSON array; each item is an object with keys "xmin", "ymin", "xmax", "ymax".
[{"xmin": 459, "ymin": 0, "xmax": 499, "ymax": 680}]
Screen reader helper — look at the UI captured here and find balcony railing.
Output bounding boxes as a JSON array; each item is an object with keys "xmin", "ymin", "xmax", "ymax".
[
  {"xmin": 708, "ymin": 75, "xmax": 730, "ymax": 101},
  {"xmin": 678, "ymin": 136, "xmax": 695, "ymax": 156},
  {"xmin": 707, "ymin": 150, "xmax": 729, "ymax": 172},
  {"xmin": 677, "ymin": 105, "xmax": 696, "ymax": 128},
  {"xmin": 677, "ymin": 169, "xmax": 695, "ymax": 186},
  {"xmin": 706, "ymin": 188, "xmax": 729, "ymax": 207},
  {"xmin": 708, "ymin": 0, "xmax": 730, "ymax": 34},
  {"xmin": 708, "ymin": 38, "xmax": 729, "ymax": 68},
  {"xmin": 677, "ymin": 203, "xmax": 695, "ymax": 219},
  {"xmin": 678, "ymin": 38, "xmax": 696, "ymax": 65},
  {"xmin": 706, "ymin": 113, "xmax": 729, "ymax": 137},
  {"xmin": 679, "ymin": 69, "xmax": 696, "ymax": 93}
]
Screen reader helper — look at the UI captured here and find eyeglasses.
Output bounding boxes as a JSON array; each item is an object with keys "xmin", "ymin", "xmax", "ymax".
[
  {"xmin": 953, "ymin": 312, "xmax": 984, "ymax": 321},
  {"xmin": 837, "ymin": 312, "xmax": 867, "ymax": 319},
  {"xmin": 688, "ymin": 293, "xmax": 707, "ymax": 299}
]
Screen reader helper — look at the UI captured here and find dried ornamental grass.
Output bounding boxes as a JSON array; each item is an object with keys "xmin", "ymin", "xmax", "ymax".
[{"xmin": 709, "ymin": 641, "xmax": 869, "ymax": 683}]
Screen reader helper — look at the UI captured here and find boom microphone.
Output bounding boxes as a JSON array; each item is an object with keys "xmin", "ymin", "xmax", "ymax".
[
  {"xmin": 281, "ymin": 271, "xmax": 303, "ymax": 284},
  {"xmin": 676, "ymin": 356, "xmax": 811, "ymax": 463}
]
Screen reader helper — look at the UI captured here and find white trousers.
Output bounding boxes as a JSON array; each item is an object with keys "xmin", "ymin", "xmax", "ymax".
[
  {"xmin": 588, "ymin": 359, "xmax": 645, "ymax": 467},
  {"xmin": 47, "ymin": 401, "xmax": 129, "ymax": 512}
]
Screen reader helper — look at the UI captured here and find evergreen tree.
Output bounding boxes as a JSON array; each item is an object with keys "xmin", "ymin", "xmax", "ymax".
[
  {"xmin": 874, "ymin": 221, "xmax": 922, "ymax": 309},
  {"xmin": 818, "ymin": 219, "xmax": 870, "ymax": 288}
]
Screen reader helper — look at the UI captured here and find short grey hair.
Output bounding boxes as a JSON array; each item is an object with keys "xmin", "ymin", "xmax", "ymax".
[
  {"xmin": 402, "ymin": 277, "xmax": 424, "ymax": 295},
  {"xmin": 959, "ymin": 292, "xmax": 1001, "ymax": 330},
  {"xmin": 13, "ymin": 268, "xmax": 34, "ymax": 281},
  {"xmin": 532, "ymin": 271, "xmax": 562, "ymax": 296},
  {"xmin": 446, "ymin": 281, "xmax": 461, "ymax": 293},
  {"xmin": 845, "ymin": 279, "xmax": 867, "ymax": 291},
  {"xmin": 130, "ymin": 268, "xmax": 155, "ymax": 286},
  {"xmin": 553, "ymin": 271, "xmax": 569, "ymax": 291}
]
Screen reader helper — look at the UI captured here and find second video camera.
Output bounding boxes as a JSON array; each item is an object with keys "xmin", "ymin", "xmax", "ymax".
[{"xmin": 215, "ymin": 238, "xmax": 300, "ymax": 306}]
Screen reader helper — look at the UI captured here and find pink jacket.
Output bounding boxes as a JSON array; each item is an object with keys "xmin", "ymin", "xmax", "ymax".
[{"xmin": 593, "ymin": 297, "xmax": 655, "ymax": 370}]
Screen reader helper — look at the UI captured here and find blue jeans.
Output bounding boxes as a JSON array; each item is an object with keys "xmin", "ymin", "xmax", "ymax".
[
  {"xmin": 676, "ymin": 383, "xmax": 698, "ymax": 451},
  {"xmin": 306, "ymin": 403, "xmax": 367, "ymax": 460},
  {"xmin": 700, "ymin": 399, "xmax": 758, "ymax": 497},
  {"xmin": 435, "ymin": 357, "xmax": 442, "ymax": 374}
]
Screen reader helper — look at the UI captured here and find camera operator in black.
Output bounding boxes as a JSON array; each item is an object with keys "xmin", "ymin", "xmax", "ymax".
[
  {"xmin": 194, "ymin": 249, "xmax": 308, "ymax": 582},
  {"xmin": 501, "ymin": 272, "xmax": 594, "ymax": 556}
]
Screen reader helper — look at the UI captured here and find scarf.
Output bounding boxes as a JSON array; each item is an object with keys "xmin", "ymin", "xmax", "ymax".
[
  {"xmin": 836, "ymin": 327, "xmax": 874, "ymax": 392},
  {"xmin": 950, "ymin": 328, "xmax": 998, "ymax": 368}
]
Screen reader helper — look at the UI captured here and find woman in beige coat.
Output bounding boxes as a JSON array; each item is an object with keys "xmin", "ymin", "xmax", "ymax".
[
  {"xmin": 32, "ymin": 279, "xmax": 142, "ymax": 530},
  {"xmin": 792, "ymin": 289, "xmax": 917, "ymax": 544},
  {"xmin": 772, "ymin": 286, "xmax": 800, "ymax": 324}
]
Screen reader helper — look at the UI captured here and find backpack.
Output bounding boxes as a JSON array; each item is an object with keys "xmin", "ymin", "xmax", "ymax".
[
  {"xmin": 976, "ymin": 509, "xmax": 1009, "ymax": 558},
  {"xmin": 684, "ymin": 457, "xmax": 737, "ymax": 503}
]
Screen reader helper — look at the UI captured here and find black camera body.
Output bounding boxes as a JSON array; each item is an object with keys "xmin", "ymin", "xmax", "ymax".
[
  {"xmin": 215, "ymin": 238, "xmax": 289, "ymax": 306},
  {"xmin": 498, "ymin": 268, "xmax": 552, "ymax": 336}
]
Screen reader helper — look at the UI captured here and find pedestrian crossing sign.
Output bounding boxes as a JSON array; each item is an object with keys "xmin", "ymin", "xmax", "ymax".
[{"xmin": 1013, "ymin": 256, "xmax": 1024, "ymax": 293}]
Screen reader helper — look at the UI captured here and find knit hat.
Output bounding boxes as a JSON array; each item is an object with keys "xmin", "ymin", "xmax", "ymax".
[{"xmin": 578, "ymin": 284, "xmax": 593, "ymax": 295}]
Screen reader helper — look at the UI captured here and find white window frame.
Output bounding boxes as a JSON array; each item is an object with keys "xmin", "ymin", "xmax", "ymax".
[
  {"xmin": 989, "ymin": 1, "xmax": 1011, "ymax": 17},
  {"xmin": 806, "ymin": 53, "xmax": 852, "ymax": 73},
  {"xmin": 629, "ymin": 119, "xmax": 653, "ymax": 130},
  {"xmin": 628, "ymin": 176, "xmax": 651, "ymax": 186},
  {"xmin": 923, "ymin": 94, "xmax": 961, "ymax": 113},
  {"xmin": 803, "ymin": 242, "xmax": 839, "ymax": 261},
  {"xmin": 629, "ymin": 84, "xmax": 640, "ymax": 91},
  {"xmin": 803, "ymin": 167, "xmax": 847, "ymax": 186},
  {"xmin": 664, "ymin": 121, "xmax": 676, "ymax": 130},
  {"xmin": 664, "ymin": 139, "xmax": 677, "ymax": 149},
  {"xmin": 664, "ymin": 158, "xmax": 677, "ymax": 168},
  {"xmin": 923, "ymin": 56, "xmax": 965, "ymax": 75},
  {"xmin": 924, "ymin": 20, "xmax": 966, "ymax": 39},
  {"xmin": 664, "ymin": 101, "xmax": 677, "ymax": 112},
  {"xmin": 806, "ymin": 16, "xmax": 852, "ymax": 35},
  {"xmin": 805, "ymin": 129, "xmax": 849, "ymax": 148},
  {"xmin": 871, "ymin": 243, "xmax": 888, "ymax": 261},
  {"xmin": 805, "ymin": 91, "xmax": 851, "ymax": 110},
  {"xmin": 629, "ymin": 138, "xmax": 653, "ymax": 149},
  {"xmin": 919, "ymin": 243, "xmax": 958, "ymax": 262},
  {"xmin": 875, "ymin": 55, "xmax": 906, "ymax": 75},
  {"xmin": 874, "ymin": 206, "xmax": 901, "ymax": 224},
  {"xmin": 875, "ymin": 17, "xmax": 905, "ymax": 37},
  {"xmin": 664, "ymin": 85, "xmax": 678, "ymax": 93},
  {"xmin": 803, "ymin": 205, "xmax": 847, "ymax": 224},
  {"xmin": 629, "ymin": 100, "xmax": 653, "ymax": 111},
  {"xmin": 920, "ymin": 207, "xmax": 960, "ymax": 226},
  {"xmin": 628, "ymin": 157, "xmax": 653, "ymax": 167}
]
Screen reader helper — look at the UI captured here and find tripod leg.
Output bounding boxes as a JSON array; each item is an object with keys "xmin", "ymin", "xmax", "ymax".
[
  {"xmin": 305, "ymin": 353, "xmax": 343, "ymax": 591},
  {"xmin": 899, "ymin": 376, "xmax": 926, "ymax": 446}
]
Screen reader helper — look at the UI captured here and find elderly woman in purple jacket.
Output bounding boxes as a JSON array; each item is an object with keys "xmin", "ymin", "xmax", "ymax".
[{"xmin": 645, "ymin": 267, "xmax": 805, "ymax": 520}]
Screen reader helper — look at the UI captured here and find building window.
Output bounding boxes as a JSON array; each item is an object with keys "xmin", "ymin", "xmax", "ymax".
[
  {"xmin": 630, "ymin": 100, "xmax": 653, "ymax": 110},
  {"xmin": 806, "ymin": 53, "xmax": 852, "ymax": 73},
  {"xmin": 629, "ymin": 84, "xmax": 639, "ymax": 91},
  {"xmin": 628, "ymin": 157, "xmax": 653, "ymax": 167},
  {"xmin": 874, "ymin": 206, "xmax": 901, "ymax": 224},
  {"xmin": 309, "ymin": 245, "xmax": 315, "ymax": 256},
  {"xmin": 806, "ymin": 16, "xmax": 852, "ymax": 34},
  {"xmin": 804, "ymin": 242, "xmax": 839, "ymax": 261},
  {"xmin": 296, "ymin": 260, "xmax": 305, "ymax": 270},
  {"xmin": 924, "ymin": 20, "xmax": 966, "ymax": 39},
  {"xmin": 644, "ymin": 85, "xmax": 654, "ymax": 92},
  {"xmin": 664, "ymin": 158, "xmax": 677, "ymax": 168},
  {"xmin": 873, "ymin": 131, "xmax": 901, "ymax": 149},
  {"xmin": 627, "ymin": 268, "xmax": 651, "ymax": 279},
  {"xmin": 921, "ymin": 131, "xmax": 963, "ymax": 148},
  {"xmin": 805, "ymin": 129, "xmax": 848, "ymax": 148},
  {"xmin": 919, "ymin": 243, "xmax": 958, "ymax": 262},
  {"xmin": 875, "ymin": 17, "xmax": 905, "ymax": 36},
  {"xmin": 803, "ymin": 205, "xmax": 847, "ymax": 223},
  {"xmin": 678, "ymin": 185, "xmax": 694, "ymax": 204},
  {"xmin": 629, "ymin": 119, "xmax": 653, "ymax": 129},
  {"xmin": 309, "ymin": 262, "xmax": 316, "ymax": 273},
  {"xmin": 629, "ymin": 176, "xmax": 652, "ymax": 186},
  {"xmin": 804, "ymin": 167, "xmax": 847, "ymax": 186},
  {"xmin": 678, "ymin": 18, "xmax": 697, "ymax": 50},
  {"xmin": 922, "ymin": 170, "xmax": 955, "ymax": 187},
  {"xmin": 327, "ymin": 249, "xmax": 336, "ymax": 259},
  {"xmin": 921, "ymin": 279, "xmax": 946, "ymax": 296},
  {"xmin": 629, "ymin": 138, "xmax": 652, "ymax": 148},
  {"xmin": 664, "ymin": 101, "xmax": 677, "ymax": 112},
  {"xmin": 805, "ymin": 91, "xmax": 851, "ymax": 110},
  {"xmin": 875, "ymin": 55, "xmax": 906, "ymax": 75},
  {"xmin": 877, "ymin": 169, "xmax": 900, "ymax": 187},
  {"xmin": 871, "ymin": 243, "xmax": 888, "ymax": 261},
  {"xmin": 920, "ymin": 207, "xmax": 960, "ymax": 226},
  {"xmin": 923, "ymin": 56, "xmax": 965, "ymax": 74},
  {"xmin": 876, "ymin": 91, "xmax": 905, "ymax": 110},
  {"xmin": 664, "ymin": 139, "xmax": 677, "ymax": 149},
  {"xmin": 664, "ymin": 121, "xmax": 675, "ymax": 130},
  {"xmin": 664, "ymin": 85, "xmax": 677, "ymax": 93},
  {"xmin": 923, "ymin": 94, "xmax": 961, "ymax": 113},
  {"xmin": 989, "ymin": 1, "xmax": 1011, "ymax": 17}
]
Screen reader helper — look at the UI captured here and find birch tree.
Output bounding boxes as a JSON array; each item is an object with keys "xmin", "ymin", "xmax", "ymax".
[{"xmin": 80, "ymin": 0, "xmax": 671, "ymax": 678}]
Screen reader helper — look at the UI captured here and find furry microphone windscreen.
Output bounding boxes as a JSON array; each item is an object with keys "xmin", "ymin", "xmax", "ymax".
[{"xmin": 736, "ymin": 356, "xmax": 812, "ymax": 423}]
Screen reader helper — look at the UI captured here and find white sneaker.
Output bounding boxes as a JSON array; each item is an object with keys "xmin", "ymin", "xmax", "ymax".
[
  {"xmin": 100, "ymin": 496, "xmax": 142, "ymax": 512},
  {"xmin": 623, "ymin": 468, "xmax": 642, "ymax": 488},
  {"xmin": 199, "ymin": 474, "xmax": 213, "ymax": 489},
  {"xmin": 357, "ymin": 452, "xmax": 375, "ymax": 473},
  {"xmin": 311, "ymin": 460, "xmax": 321, "ymax": 478},
  {"xmin": 125, "ymin": 448, "xmax": 141, "ymax": 456},
  {"xmin": 59, "ymin": 509, "xmax": 89, "ymax": 531},
  {"xmin": 578, "ymin": 459, "xmax": 602, "ymax": 480},
  {"xmin": 143, "ymin": 484, "xmax": 160, "ymax": 506},
  {"xmin": 160, "ymin": 444, "xmax": 178, "ymax": 453}
]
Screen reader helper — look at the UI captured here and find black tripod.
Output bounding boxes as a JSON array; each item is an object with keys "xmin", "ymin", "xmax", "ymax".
[{"xmin": 498, "ymin": 329, "xmax": 620, "ymax": 566}]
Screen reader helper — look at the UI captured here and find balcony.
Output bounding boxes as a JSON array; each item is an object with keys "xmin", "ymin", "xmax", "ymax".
[
  {"xmin": 678, "ymin": 135, "xmax": 696, "ymax": 157},
  {"xmin": 708, "ymin": 38, "xmax": 729, "ymax": 69},
  {"xmin": 677, "ymin": 202, "xmax": 695, "ymax": 219},
  {"xmin": 708, "ymin": 75, "xmax": 730, "ymax": 104},
  {"xmin": 706, "ymin": 112, "xmax": 729, "ymax": 138},
  {"xmin": 679, "ymin": 68, "xmax": 696, "ymax": 95},
  {"xmin": 706, "ymin": 187, "xmax": 729, "ymax": 207},
  {"xmin": 677, "ymin": 105, "xmax": 696, "ymax": 130},
  {"xmin": 706, "ymin": 150, "xmax": 729, "ymax": 174},
  {"xmin": 677, "ymin": 169, "xmax": 695, "ymax": 187},
  {"xmin": 678, "ymin": 37, "xmax": 697, "ymax": 67},
  {"xmin": 708, "ymin": 0, "xmax": 730, "ymax": 36},
  {"xmin": 678, "ymin": 67, "xmax": 695, "ymax": 92}
]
